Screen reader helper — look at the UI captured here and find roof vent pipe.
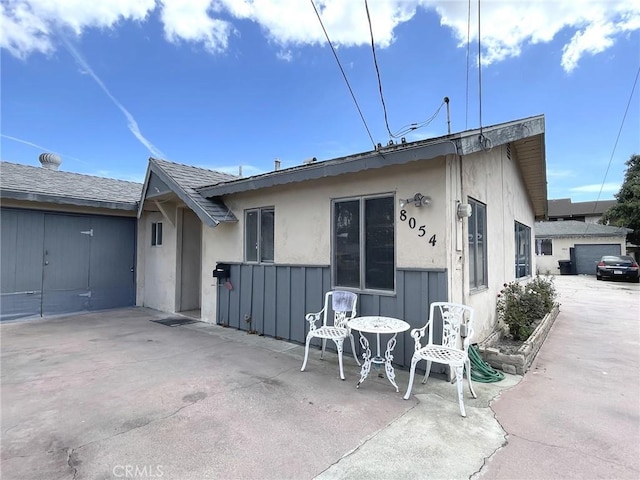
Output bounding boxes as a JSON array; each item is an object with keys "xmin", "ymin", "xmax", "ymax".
[
  {"xmin": 275, "ymin": 158, "xmax": 281, "ymax": 171},
  {"xmin": 444, "ymin": 96, "xmax": 451, "ymax": 135},
  {"xmin": 39, "ymin": 153, "xmax": 62, "ymax": 170},
  {"xmin": 238, "ymin": 165, "xmax": 243, "ymax": 177}
]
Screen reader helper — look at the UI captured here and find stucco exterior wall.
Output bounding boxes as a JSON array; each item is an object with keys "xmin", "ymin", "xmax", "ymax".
[
  {"xmin": 138, "ymin": 146, "xmax": 540, "ymax": 344},
  {"xmin": 137, "ymin": 209, "xmax": 179, "ymax": 312},
  {"xmin": 535, "ymin": 235, "xmax": 627, "ymax": 275},
  {"xmin": 201, "ymin": 159, "xmax": 447, "ymax": 323},
  {"xmin": 460, "ymin": 144, "xmax": 537, "ymax": 341}
]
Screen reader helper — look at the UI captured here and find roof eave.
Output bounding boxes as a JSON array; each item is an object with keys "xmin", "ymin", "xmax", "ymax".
[
  {"xmin": 140, "ymin": 158, "xmax": 236, "ymax": 227},
  {"xmin": 198, "ymin": 140, "xmax": 458, "ymax": 197},
  {"xmin": 1, "ymin": 190, "xmax": 138, "ymax": 211},
  {"xmin": 462, "ymin": 115, "xmax": 547, "ymax": 220}
]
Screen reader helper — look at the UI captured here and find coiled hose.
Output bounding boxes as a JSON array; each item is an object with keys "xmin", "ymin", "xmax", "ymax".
[{"xmin": 468, "ymin": 344, "xmax": 505, "ymax": 383}]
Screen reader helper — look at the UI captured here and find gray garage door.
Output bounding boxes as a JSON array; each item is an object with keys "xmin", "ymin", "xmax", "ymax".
[
  {"xmin": 1, "ymin": 208, "xmax": 136, "ymax": 321},
  {"xmin": 574, "ymin": 243, "xmax": 621, "ymax": 275}
]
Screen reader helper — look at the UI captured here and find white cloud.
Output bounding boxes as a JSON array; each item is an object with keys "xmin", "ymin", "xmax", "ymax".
[
  {"xmin": 160, "ymin": 0, "xmax": 234, "ymax": 53},
  {"xmin": 1, "ymin": 0, "xmax": 639, "ymax": 73},
  {"xmin": 0, "ymin": 0, "xmax": 155, "ymax": 58},
  {"xmin": 570, "ymin": 183, "xmax": 620, "ymax": 193},
  {"xmin": 276, "ymin": 49, "xmax": 293, "ymax": 62},
  {"xmin": 428, "ymin": 0, "xmax": 640, "ymax": 72}
]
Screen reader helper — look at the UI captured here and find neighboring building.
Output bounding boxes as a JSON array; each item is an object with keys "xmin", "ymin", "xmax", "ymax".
[
  {"xmin": 0, "ymin": 156, "xmax": 142, "ymax": 321},
  {"xmin": 547, "ymin": 198, "xmax": 616, "ymax": 224},
  {"xmin": 535, "ymin": 220, "xmax": 630, "ymax": 275},
  {"xmin": 137, "ymin": 115, "xmax": 548, "ymax": 368}
]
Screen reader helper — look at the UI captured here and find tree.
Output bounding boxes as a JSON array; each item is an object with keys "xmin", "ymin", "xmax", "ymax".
[{"xmin": 602, "ymin": 154, "xmax": 640, "ymax": 244}]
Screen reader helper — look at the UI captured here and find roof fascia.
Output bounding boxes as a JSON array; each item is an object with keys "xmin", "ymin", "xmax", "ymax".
[
  {"xmin": 198, "ymin": 140, "xmax": 459, "ymax": 198},
  {"xmin": 198, "ymin": 115, "xmax": 546, "ymax": 199},
  {"xmin": 136, "ymin": 162, "xmax": 153, "ymax": 219},
  {"xmin": 1, "ymin": 190, "xmax": 137, "ymax": 211},
  {"xmin": 457, "ymin": 115, "xmax": 544, "ymax": 155},
  {"xmin": 140, "ymin": 158, "xmax": 220, "ymax": 228}
]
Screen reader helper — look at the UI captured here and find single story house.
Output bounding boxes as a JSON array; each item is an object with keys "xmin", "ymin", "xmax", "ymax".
[
  {"xmin": 535, "ymin": 220, "xmax": 631, "ymax": 275},
  {"xmin": 0, "ymin": 156, "xmax": 142, "ymax": 321},
  {"xmin": 137, "ymin": 115, "xmax": 548, "ymax": 368}
]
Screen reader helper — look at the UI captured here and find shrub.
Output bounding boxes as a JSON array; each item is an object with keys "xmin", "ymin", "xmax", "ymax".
[{"xmin": 497, "ymin": 275, "xmax": 557, "ymax": 341}]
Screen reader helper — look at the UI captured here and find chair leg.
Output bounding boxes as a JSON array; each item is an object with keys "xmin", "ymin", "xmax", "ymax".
[
  {"xmin": 454, "ymin": 365, "xmax": 466, "ymax": 417},
  {"xmin": 421, "ymin": 360, "xmax": 432, "ymax": 384},
  {"xmin": 301, "ymin": 334, "xmax": 312, "ymax": 372},
  {"xmin": 403, "ymin": 356, "xmax": 420, "ymax": 400},
  {"xmin": 321, "ymin": 338, "xmax": 327, "ymax": 359},
  {"xmin": 334, "ymin": 339, "xmax": 345, "ymax": 380},
  {"xmin": 349, "ymin": 333, "xmax": 361, "ymax": 366},
  {"xmin": 466, "ymin": 358, "xmax": 477, "ymax": 399}
]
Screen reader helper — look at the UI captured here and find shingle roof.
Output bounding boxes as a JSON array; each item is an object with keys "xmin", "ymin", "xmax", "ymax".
[
  {"xmin": 196, "ymin": 114, "xmax": 548, "ymax": 219},
  {"xmin": 0, "ymin": 161, "xmax": 142, "ymax": 210},
  {"xmin": 535, "ymin": 220, "xmax": 630, "ymax": 237},
  {"xmin": 139, "ymin": 158, "xmax": 238, "ymax": 227}
]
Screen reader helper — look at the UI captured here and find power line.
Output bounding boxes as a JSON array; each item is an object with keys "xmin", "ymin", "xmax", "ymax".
[
  {"xmin": 364, "ymin": 0, "xmax": 393, "ymax": 139},
  {"xmin": 477, "ymin": 0, "xmax": 484, "ymax": 138},
  {"xmin": 586, "ymin": 65, "xmax": 640, "ymax": 233},
  {"xmin": 309, "ymin": 0, "xmax": 376, "ymax": 149},
  {"xmin": 465, "ymin": 0, "xmax": 471, "ymax": 130},
  {"xmin": 390, "ymin": 99, "xmax": 446, "ymax": 138}
]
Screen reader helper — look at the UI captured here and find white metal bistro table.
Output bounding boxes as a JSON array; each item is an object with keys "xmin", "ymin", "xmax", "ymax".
[{"xmin": 347, "ymin": 316, "xmax": 410, "ymax": 392}]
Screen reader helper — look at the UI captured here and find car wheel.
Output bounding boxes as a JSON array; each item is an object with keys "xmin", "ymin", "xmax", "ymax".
[{"xmin": 596, "ymin": 275, "xmax": 602, "ymax": 280}]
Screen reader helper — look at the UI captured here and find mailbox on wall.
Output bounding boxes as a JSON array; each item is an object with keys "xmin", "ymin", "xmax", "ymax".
[{"xmin": 213, "ymin": 263, "xmax": 231, "ymax": 280}]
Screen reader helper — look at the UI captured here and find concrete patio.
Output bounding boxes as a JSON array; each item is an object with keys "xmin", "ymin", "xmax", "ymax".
[
  {"xmin": 2, "ymin": 274, "xmax": 638, "ymax": 480},
  {"xmin": 1, "ymin": 306, "xmax": 515, "ymax": 480}
]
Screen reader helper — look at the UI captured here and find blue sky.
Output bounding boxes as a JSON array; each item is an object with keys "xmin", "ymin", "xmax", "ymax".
[{"xmin": 1, "ymin": 0, "xmax": 639, "ymax": 202}]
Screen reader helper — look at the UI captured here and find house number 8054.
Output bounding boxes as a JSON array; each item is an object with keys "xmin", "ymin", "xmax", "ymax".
[{"xmin": 399, "ymin": 209, "xmax": 437, "ymax": 246}]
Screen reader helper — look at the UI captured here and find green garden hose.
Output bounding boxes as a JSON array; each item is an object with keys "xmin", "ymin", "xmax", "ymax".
[{"xmin": 468, "ymin": 344, "xmax": 505, "ymax": 383}]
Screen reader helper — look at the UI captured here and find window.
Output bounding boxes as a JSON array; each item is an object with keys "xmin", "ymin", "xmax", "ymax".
[
  {"xmin": 151, "ymin": 222, "xmax": 163, "ymax": 246},
  {"xmin": 333, "ymin": 195, "xmax": 395, "ymax": 291},
  {"xmin": 515, "ymin": 221, "xmax": 531, "ymax": 278},
  {"xmin": 468, "ymin": 198, "xmax": 487, "ymax": 289},
  {"xmin": 245, "ymin": 208, "xmax": 274, "ymax": 263},
  {"xmin": 536, "ymin": 238, "xmax": 552, "ymax": 256}
]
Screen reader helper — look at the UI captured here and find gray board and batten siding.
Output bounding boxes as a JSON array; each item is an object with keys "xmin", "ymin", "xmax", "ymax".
[
  {"xmin": 216, "ymin": 263, "xmax": 448, "ymax": 370},
  {"xmin": 1, "ymin": 208, "xmax": 136, "ymax": 321}
]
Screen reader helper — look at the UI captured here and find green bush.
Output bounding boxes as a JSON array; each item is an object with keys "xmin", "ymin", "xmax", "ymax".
[{"xmin": 497, "ymin": 275, "xmax": 557, "ymax": 341}]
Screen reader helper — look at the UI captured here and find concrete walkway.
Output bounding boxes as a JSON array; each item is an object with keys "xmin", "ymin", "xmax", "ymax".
[
  {"xmin": 1, "ymin": 274, "xmax": 638, "ymax": 480},
  {"xmin": 477, "ymin": 275, "xmax": 640, "ymax": 479}
]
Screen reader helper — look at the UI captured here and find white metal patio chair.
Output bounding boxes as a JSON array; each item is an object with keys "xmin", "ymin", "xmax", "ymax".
[
  {"xmin": 300, "ymin": 290, "xmax": 361, "ymax": 380},
  {"xmin": 403, "ymin": 302, "xmax": 477, "ymax": 417}
]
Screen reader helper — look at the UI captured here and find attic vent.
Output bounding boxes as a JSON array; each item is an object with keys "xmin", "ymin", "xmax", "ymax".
[
  {"xmin": 506, "ymin": 143, "xmax": 511, "ymax": 160},
  {"xmin": 39, "ymin": 152, "xmax": 61, "ymax": 170}
]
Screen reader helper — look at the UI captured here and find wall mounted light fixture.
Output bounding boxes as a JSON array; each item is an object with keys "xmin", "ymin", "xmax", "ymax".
[
  {"xmin": 399, "ymin": 193, "xmax": 431, "ymax": 208},
  {"xmin": 457, "ymin": 202, "xmax": 473, "ymax": 218}
]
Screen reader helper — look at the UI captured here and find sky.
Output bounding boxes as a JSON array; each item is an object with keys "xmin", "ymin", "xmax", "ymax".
[{"xmin": 1, "ymin": 0, "xmax": 639, "ymax": 203}]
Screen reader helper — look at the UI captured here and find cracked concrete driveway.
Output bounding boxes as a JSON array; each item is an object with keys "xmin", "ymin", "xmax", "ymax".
[
  {"xmin": 2, "ymin": 274, "xmax": 636, "ymax": 480},
  {"xmin": 477, "ymin": 275, "xmax": 640, "ymax": 480},
  {"xmin": 1, "ymin": 306, "xmax": 516, "ymax": 480}
]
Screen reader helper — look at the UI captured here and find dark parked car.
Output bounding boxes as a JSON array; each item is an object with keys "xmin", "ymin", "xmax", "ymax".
[{"xmin": 596, "ymin": 255, "xmax": 639, "ymax": 282}]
